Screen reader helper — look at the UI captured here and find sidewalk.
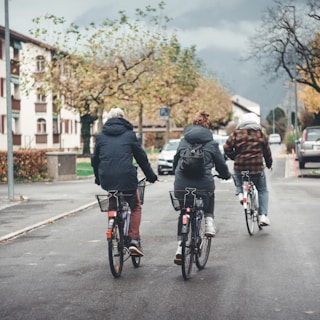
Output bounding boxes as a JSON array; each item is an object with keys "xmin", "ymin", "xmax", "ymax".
[{"xmin": 0, "ymin": 177, "xmax": 101, "ymax": 242}]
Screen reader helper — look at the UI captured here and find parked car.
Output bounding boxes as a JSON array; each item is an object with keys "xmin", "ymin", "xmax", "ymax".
[
  {"xmin": 213, "ymin": 134, "xmax": 228, "ymax": 160},
  {"xmin": 297, "ymin": 126, "xmax": 320, "ymax": 169},
  {"xmin": 157, "ymin": 139, "xmax": 181, "ymax": 175},
  {"xmin": 268, "ymin": 133, "xmax": 281, "ymax": 144}
]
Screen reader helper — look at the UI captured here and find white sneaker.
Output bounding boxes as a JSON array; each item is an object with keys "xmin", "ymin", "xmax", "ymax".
[
  {"xmin": 259, "ymin": 214, "xmax": 270, "ymax": 226},
  {"xmin": 238, "ymin": 193, "xmax": 244, "ymax": 205},
  {"xmin": 205, "ymin": 217, "xmax": 216, "ymax": 237},
  {"xmin": 174, "ymin": 241, "xmax": 182, "ymax": 265}
]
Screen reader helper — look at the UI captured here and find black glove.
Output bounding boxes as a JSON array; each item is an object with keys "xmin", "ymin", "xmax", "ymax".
[
  {"xmin": 146, "ymin": 173, "xmax": 158, "ymax": 183},
  {"xmin": 95, "ymin": 178, "xmax": 100, "ymax": 185},
  {"xmin": 223, "ymin": 174, "xmax": 231, "ymax": 180}
]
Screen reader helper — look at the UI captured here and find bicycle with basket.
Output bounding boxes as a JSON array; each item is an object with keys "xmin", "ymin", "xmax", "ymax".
[
  {"xmin": 169, "ymin": 187, "xmax": 213, "ymax": 280},
  {"xmin": 96, "ymin": 178, "xmax": 146, "ymax": 278}
]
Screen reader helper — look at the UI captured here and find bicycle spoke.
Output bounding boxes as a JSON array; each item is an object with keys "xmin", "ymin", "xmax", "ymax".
[
  {"xmin": 195, "ymin": 216, "xmax": 211, "ymax": 269},
  {"xmin": 108, "ymin": 224, "xmax": 124, "ymax": 278},
  {"xmin": 181, "ymin": 223, "xmax": 194, "ymax": 280}
]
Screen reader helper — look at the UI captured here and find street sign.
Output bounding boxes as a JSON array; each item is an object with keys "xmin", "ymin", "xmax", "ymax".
[{"xmin": 160, "ymin": 107, "xmax": 169, "ymax": 119}]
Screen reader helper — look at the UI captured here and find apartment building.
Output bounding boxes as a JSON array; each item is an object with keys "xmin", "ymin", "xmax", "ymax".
[{"xmin": 0, "ymin": 26, "xmax": 82, "ymax": 152}]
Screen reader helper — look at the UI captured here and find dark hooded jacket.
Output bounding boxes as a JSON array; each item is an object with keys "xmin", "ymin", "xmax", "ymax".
[
  {"xmin": 173, "ymin": 125, "xmax": 230, "ymax": 192},
  {"xmin": 91, "ymin": 118, "xmax": 156, "ymax": 191}
]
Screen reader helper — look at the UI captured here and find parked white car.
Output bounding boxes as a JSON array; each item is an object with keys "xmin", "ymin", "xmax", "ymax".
[
  {"xmin": 268, "ymin": 133, "xmax": 281, "ymax": 144},
  {"xmin": 213, "ymin": 134, "xmax": 228, "ymax": 160},
  {"xmin": 157, "ymin": 139, "xmax": 181, "ymax": 175}
]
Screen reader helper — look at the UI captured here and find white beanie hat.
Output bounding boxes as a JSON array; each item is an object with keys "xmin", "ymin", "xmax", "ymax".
[
  {"xmin": 107, "ymin": 107, "xmax": 124, "ymax": 119},
  {"xmin": 241, "ymin": 112, "xmax": 259, "ymax": 124}
]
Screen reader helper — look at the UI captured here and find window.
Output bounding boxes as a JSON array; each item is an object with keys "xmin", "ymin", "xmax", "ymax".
[
  {"xmin": 0, "ymin": 115, "xmax": 5, "ymax": 134},
  {"xmin": 37, "ymin": 118, "xmax": 46, "ymax": 133},
  {"xmin": 0, "ymin": 40, "xmax": 3, "ymax": 59},
  {"xmin": 36, "ymin": 55, "xmax": 45, "ymax": 73},
  {"xmin": 0, "ymin": 78, "xmax": 4, "ymax": 97},
  {"xmin": 36, "ymin": 87, "xmax": 46, "ymax": 103}
]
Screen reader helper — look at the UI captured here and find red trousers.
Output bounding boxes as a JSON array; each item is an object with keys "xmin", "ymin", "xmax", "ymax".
[{"xmin": 128, "ymin": 189, "xmax": 142, "ymax": 240}]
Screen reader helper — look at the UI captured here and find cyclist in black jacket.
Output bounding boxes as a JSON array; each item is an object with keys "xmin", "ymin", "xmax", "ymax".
[{"xmin": 91, "ymin": 108, "xmax": 157, "ymax": 256}]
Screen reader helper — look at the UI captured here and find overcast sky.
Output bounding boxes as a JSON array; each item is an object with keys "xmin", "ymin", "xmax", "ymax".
[{"xmin": 1, "ymin": 0, "xmax": 306, "ymax": 117}]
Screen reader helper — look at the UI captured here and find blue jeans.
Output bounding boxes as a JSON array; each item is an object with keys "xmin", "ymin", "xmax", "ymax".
[{"xmin": 232, "ymin": 170, "xmax": 269, "ymax": 215}]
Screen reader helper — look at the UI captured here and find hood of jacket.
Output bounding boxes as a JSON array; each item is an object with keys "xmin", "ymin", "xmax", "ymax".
[
  {"xmin": 183, "ymin": 125, "xmax": 213, "ymax": 144},
  {"xmin": 236, "ymin": 121, "xmax": 262, "ymax": 131},
  {"xmin": 102, "ymin": 118, "xmax": 133, "ymax": 136}
]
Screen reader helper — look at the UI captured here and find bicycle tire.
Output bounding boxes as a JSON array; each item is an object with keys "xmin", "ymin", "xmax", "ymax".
[
  {"xmin": 108, "ymin": 221, "xmax": 124, "ymax": 278},
  {"xmin": 195, "ymin": 215, "xmax": 211, "ymax": 269},
  {"xmin": 131, "ymin": 255, "xmax": 141, "ymax": 267},
  {"xmin": 181, "ymin": 220, "xmax": 194, "ymax": 280},
  {"xmin": 245, "ymin": 193, "xmax": 255, "ymax": 236}
]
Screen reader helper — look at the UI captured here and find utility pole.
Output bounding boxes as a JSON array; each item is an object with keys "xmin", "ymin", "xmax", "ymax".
[
  {"xmin": 287, "ymin": 5, "xmax": 299, "ymax": 155},
  {"xmin": 272, "ymin": 108, "xmax": 275, "ymax": 134},
  {"xmin": 5, "ymin": 0, "xmax": 15, "ymax": 200}
]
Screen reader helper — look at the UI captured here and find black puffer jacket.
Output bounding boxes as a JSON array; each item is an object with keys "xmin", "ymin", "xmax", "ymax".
[
  {"xmin": 173, "ymin": 125, "xmax": 230, "ymax": 192},
  {"xmin": 91, "ymin": 118, "xmax": 156, "ymax": 191}
]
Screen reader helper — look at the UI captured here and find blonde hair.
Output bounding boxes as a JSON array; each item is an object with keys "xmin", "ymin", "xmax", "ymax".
[{"xmin": 193, "ymin": 110, "xmax": 211, "ymax": 129}]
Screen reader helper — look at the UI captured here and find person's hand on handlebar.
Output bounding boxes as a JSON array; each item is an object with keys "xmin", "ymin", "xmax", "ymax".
[{"xmin": 146, "ymin": 173, "xmax": 158, "ymax": 183}]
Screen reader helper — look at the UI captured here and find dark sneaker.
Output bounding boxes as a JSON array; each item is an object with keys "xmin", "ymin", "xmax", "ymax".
[
  {"xmin": 129, "ymin": 239, "xmax": 144, "ymax": 256},
  {"xmin": 174, "ymin": 254, "xmax": 182, "ymax": 265}
]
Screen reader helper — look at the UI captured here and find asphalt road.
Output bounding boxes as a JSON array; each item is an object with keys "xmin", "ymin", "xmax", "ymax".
[{"xmin": 0, "ymin": 145, "xmax": 320, "ymax": 320}]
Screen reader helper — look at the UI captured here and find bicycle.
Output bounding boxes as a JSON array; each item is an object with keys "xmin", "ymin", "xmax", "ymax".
[
  {"xmin": 169, "ymin": 187, "xmax": 213, "ymax": 280},
  {"xmin": 240, "ymin": 171, "xmax": 262, "ymax": 236},
  {"xmin": 95, "ymin": 178, "xmax": 146, "ymax": 278}
]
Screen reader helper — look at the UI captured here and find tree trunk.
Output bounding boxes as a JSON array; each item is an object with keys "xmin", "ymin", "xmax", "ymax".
[{"xmin": 81, "ymin": 114, "xmax": 97, "ymax": 156}]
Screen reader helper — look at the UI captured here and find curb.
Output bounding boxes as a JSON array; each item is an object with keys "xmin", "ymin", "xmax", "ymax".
[{"xmin": 0, "ymin": 201, "xmax": 98, "ymax": 243}]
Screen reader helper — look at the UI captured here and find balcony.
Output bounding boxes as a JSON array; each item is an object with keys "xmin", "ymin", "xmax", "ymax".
[
  {"xmin": 10, "ymin": 59, "xmax": 20, "ymax": 76},
  {"xmin": 13, "ymin": 134, "xmax": 21, "ymax": 146},
  {"xmin": 11, "ymin": 98, "xmax": 21, "ymax": 112},
  {"xmin": 35, "ymin": 102, "xmax": 47, "ymax": 113},
  {"xmin": 35, "ymin": 134, "xmax": 48, "ymax": 144}
]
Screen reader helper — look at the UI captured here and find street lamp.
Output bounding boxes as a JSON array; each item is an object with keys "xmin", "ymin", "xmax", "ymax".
[
  {"xmin": 5, "ymin": 0, "xmax": 14, "ymax": 200},
  {"xmin": 286, "ymin": 5, "xmax": 299, "ymax": 155}
]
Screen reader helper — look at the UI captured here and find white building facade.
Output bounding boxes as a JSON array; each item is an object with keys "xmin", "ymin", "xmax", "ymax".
[{"xmin": 0, "ymin": 26, "xmax": 82, "ymax": 152}]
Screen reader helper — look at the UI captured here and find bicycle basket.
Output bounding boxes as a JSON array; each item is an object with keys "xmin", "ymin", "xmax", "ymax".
[
  {"xmin": 96, "ymin": 194, "xmax": 110, "ymax": 212},
  {"xmin": 138, "ymin": 178, "xmax": 146, "ymax": 205},
  {"xmin": 169, "ymin": 191, "xmax": 182, "ymax": 211}
]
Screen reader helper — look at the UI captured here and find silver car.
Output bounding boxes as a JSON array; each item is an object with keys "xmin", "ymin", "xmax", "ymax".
[
  {"xmin": 157, "ymin": 139, "xmax": 181, "ymax": 175},
  {"xmin": 297, "ymin": 126, "xmax": 320, "ymax": 169}
]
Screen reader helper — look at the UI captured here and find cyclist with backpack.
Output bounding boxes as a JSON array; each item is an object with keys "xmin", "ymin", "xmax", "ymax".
[{"xmin": 172, "ymin": 110, "xmax": 231, "ymax": 264}]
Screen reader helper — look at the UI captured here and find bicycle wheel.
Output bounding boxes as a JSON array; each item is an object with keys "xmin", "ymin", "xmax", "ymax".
[
  {"xmin": 108, "ymin": 221, "xmax": 124, "ymax": 278},
  {"xmin": 131, "ymin": 255, "xmax": 141, "ymax": 267},
  {"xmin": 245, "ymin": 193, "xmax": 255, "ymax": 236},
  {"xmin": 195, "ymin": 216, "xmax": 211, "ymax": 269},
  {"xmin": 181, "ymin": 221, "xmax": 194, "ymax": 280}
]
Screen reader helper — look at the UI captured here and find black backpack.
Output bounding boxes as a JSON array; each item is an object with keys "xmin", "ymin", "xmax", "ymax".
[{"xmin": 180, "ymin": 143, "xmax": 205, "ymax": 177}]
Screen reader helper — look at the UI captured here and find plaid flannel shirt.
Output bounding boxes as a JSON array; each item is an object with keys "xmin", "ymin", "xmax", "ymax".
[{"xmin": 224, "ymin": 128, "xmax": 272, "ymax": 174}]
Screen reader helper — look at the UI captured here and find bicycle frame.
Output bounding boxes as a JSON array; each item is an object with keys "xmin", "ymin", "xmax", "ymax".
[
  {"xmin": 240, "ymin": 171, "xmax": 261, "ymax": 235},
  {"xmin": 96, "ymin": 178, "xmax": 146, "ymax": 278},
  {"xmin": 170, "ymin": 188, "xmax": 212, "ymax": 280}
]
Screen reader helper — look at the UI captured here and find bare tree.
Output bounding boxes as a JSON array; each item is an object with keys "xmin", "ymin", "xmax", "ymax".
[{"xmin": 248, "ymin": 0, "xmax": 320, "ymax": 92}]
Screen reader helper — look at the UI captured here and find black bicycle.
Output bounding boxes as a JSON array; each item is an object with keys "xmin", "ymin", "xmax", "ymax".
[
  {"xmin": 169, "ymin": 187, "xmax": 212, "ymax": 280},
  {"xmin": 240, "ymin": 171, "xmax": 262, "ymax": 236},
  {"xmin": 96, "ymin": 178, "xmax": 146, "ymax": 278}
]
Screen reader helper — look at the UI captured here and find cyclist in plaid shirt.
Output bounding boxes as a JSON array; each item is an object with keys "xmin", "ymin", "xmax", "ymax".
[{"xmin": 224, "ymin": 113, "xmax": 273, "ymax": 226}]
